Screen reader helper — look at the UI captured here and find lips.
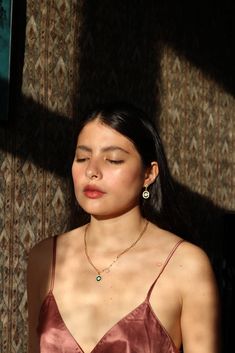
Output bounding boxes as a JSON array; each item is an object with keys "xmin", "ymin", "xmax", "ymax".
[{"xmin": 83, "ymin": 185, "xmax": 106, "ymax": 199}]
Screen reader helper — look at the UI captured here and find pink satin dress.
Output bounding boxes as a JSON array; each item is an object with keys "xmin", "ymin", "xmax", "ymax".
[{"xmin": 37, "ymin": 236, "xmax": 183, "ymax": 353}]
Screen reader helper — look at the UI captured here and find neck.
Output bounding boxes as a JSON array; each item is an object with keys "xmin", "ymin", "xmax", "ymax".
[
  {"xmin": 87, "ymin": 207, "xmax": 147, "ymax": 249},
  {"xmin": 83, "ymin": 208, "xmax": 149, "ymax": 281}
]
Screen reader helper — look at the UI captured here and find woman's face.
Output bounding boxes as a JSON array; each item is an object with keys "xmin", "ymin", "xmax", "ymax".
[{"xmin": 72, "ymin": 118, "xmax": 147, "ymax": 219}]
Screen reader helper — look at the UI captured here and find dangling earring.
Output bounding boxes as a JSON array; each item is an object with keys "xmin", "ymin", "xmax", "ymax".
[{"xmin": 142, "ymin": 185, "xmax": 150, "ymax": 199}]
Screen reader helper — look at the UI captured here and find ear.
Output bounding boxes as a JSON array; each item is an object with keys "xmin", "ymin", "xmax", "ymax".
[{"xmin": 143, "ymin": 162, "xmax": 159, "ymax": 187}]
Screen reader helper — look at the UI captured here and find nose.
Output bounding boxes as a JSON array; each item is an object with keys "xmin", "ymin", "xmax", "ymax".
[{"xmin": 85, "ymin": 159, "xmax": 102, "ymax": 180}]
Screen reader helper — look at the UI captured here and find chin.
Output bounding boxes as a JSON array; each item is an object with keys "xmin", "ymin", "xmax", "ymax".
[
  {"xmin": 79, "ymin": 198, "xmax": 139, "ymax": 219},
  {"xmin": 85, "ymin": 210, "xmax": 115, "ymax": 219},
  {"xmin": 90, "ymin": 208, "xmax": 138, "ymax": 220}
]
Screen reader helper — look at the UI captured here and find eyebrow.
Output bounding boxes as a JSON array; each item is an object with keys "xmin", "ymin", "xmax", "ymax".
[{"xmin": 76, "ymin": 145, "xmax": 130, "ymax": 154}]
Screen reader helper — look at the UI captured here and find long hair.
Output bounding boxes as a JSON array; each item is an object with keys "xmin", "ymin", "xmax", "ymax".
[{"xmin": 73, "ymin": 101, "xmax": 186, "ymax": 235}]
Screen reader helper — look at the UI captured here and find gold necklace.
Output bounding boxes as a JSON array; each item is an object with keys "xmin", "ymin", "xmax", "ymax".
[{"xmin": 84, "ymin": 221, "xmax": 149, "ymax": 281}]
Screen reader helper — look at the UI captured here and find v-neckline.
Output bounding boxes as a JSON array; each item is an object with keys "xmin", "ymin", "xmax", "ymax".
[
  {"xmin": 43, "ymin": 291, "xmax": 179, "ymax": 353},
  {"xmin": 49, "ymin": 291, "xmax": 149, "ymax": 353}
]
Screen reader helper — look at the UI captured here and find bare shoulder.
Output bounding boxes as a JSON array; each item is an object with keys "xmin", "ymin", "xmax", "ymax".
[
  {"xmin": 176, "ymin": 240, "xmax": 215, "ymax": 276},
  {"xmin": 170, "ymin": 238, "xmax": 219, "ymax": 297},
  {"xmin": 152, "ymin": 225, "xmax": 214, "ymax": 270},
  {"xmin": 28, "ymin": 226, "xmax": 85, "ymax": 259},
  {"xmin": 172, "ymin": 239, "xmax": 221, "ymax": 352},
  {"xmin": 29, "ymin": 226, "xmax": 86, "ymax": 270},
  {"xmin": 27, "ymin": 236, "xmax": 56, "ymax": 300},
  {"xmin": 27, "ymin": 236, "xmax": 54, "ymax": 278},
  {"xmin": 28, "ymin": 236, "xmax": 53, "ymax": 260},
  {"xmin": 150, "ymin": 224, "xmax": 217, "ymax": 285}
]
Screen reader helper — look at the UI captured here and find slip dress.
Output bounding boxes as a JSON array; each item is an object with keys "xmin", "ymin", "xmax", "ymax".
[{"xmin": 37, "ymin": 236, "xmax": 184, "ymax": 353}]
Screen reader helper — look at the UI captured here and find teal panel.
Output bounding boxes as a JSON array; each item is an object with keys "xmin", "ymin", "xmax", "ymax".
[{"xmin": 0, "ymin": 0, "xmax": 13, "ymax": 120}]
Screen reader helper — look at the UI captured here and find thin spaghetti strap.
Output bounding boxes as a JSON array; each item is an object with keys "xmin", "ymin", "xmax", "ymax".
[
  {"xmin": 49, "ymin": 235, "xmax": 57, "ymax": 292},
  {"xmin": 146, "ymin": 239, "xmax": 184, "ymax": 301}
]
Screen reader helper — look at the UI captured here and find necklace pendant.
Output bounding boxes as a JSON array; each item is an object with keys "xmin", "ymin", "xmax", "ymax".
[{"xmin": 96, "ymin": 275, "xmax": 102, "ymax": 281}]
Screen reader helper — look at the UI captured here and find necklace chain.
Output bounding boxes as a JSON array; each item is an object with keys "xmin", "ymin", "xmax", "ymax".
[{"xmin": 84, "ymin": 221, "xmax": 149, "ymax": 281}]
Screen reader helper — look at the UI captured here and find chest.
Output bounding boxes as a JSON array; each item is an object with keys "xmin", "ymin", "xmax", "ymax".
[
  {"xmin": 51, "ymin": 260, "xmax": 181, "ymax": 352},
  {"xmin": 39, "ymin": 294, "xmax": 180, "ymax": 353},
  {"xmin": 43, "ymin": 235, "xmax": 183, "ymax": 351}
]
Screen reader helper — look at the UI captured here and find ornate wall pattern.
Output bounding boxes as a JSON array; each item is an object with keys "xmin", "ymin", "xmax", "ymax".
[
  {"xmin": 0, "ymin": 1, "xmax": 80, "ymax": 352},
  {"xmin": 0, "ymin": 1, "xmax": 234, "ymax": 353},
  {"xmin": 160, "ymin": 45, "xmax": 235, "ymax": 211}
]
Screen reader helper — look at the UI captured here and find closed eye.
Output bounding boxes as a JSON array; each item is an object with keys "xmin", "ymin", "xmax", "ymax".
[
  {"xmin": 107, "ymin": 159, "xmax": 124, "ymax": 164},
  {"xmin": 75, "ymin": 158, "xmax": 89, "ymax": 162}
]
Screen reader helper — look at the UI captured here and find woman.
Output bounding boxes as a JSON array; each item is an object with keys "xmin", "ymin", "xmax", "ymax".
[{"xmin": 27, "ymin": 102, "xmax": 220, "ymax": 353}]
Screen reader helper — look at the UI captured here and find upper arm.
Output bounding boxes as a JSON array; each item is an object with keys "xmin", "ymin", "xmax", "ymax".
[
  {"xmin": 180, "ymin": 244, "xmax": 221, "ymax": 353},
  {"xmin": 27, "ymin": 247, "xmax": 40, "ymax": 353},
  {"xmin": 27, "ymin": 238, "xmax": 53, "ymax": 353}
]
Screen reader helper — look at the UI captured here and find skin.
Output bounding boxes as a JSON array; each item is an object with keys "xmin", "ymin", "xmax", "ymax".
[{"xmin": 27, "ymin": 118, "xmax": 220, "ymax": 353}]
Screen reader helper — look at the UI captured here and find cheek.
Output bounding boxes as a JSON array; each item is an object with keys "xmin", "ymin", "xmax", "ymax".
[
  {"xmin": 109, "ymin": 166, "xmax": 144, "ymax": 189},
  {"xmin": 71, "ymin": 163, "xmax": 81, "ymax": 188},
  {"xmin": 71, "ymin": 163, "xmax": 76, "ymax": 182}
]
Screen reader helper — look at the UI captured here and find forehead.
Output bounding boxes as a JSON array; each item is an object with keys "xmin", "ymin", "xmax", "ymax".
[{"xmin": 77, "ymin": 119, "xmax": 137, "ymax": 152}]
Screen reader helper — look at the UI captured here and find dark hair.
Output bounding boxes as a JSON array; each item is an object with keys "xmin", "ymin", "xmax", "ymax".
[{"xmin": 74, "ymin": 101, "xmax": 186, "ymax": 234}]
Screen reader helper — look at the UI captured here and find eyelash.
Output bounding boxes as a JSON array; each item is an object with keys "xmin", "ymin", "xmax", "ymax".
[
  {"xmin": 76, "ymin": 158, "xmax": 87, "ymax": 162},
  {"xmin": 107, "ymin": 159, "xmax": 124, "ymax": 164},
  {"xmin": 75, "ymin": 158, "xmax": 124, "ymax": 164}
]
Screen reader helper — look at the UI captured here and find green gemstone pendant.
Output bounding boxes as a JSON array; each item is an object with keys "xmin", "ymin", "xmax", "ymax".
[{"xmin": 96, "ymin": 275, "xmax": 102, "ymax": 281}]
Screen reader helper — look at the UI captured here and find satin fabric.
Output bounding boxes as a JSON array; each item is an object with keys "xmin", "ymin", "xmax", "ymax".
[
  {"xmin": 37, "ymin": 238, "xmax": 183, "ymax": 353},
  {"xmin": 38, "ymin": 292, "xmax": 179, "ymax": 353}
]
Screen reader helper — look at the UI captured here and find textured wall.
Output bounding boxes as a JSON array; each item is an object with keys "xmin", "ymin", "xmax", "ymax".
[
  {"xmin": 0, "ymin": 1, "xmax": 234, "ymax": 352},
  {"xmin": 160, "ymin": 46, "xmax": 235, "ymax": 211},
  {"xmin": 0, "ymin": 1, "xmax": 80, "ymax": 352}
]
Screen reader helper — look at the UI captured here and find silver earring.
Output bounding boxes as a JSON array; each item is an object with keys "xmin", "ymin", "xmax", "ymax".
[{"xmin": 142, "ymin": 185, "xmax": 150, "ymax": 199}]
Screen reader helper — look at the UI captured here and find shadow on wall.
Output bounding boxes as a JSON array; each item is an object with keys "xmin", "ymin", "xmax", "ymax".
[
  {"xmin": 0, "ymin": 0, "xmax": 234, "ymax": 351},
  {"xmin": 76, "ymin": 1, "xmax": 162, "ymax": 123},
  {"xmin": 77, "ymin": 0, "xmax": 235, "ymax": 121},
  {"xmin": 155, "ymin": 0, "xmax": 235, "ymax": 96},
  {"xmin": 0, "ymin": 79, "xmax": 76, "ymax": 178}
]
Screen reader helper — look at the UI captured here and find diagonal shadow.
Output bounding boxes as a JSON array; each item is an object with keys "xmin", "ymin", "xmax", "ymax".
[
  {"xmin": 0, "ymin": 80, "xmax": 76, "ymax": 178},
  {"xmin": 77, "ymin": 0, "xmax": 235, "ymax": 122},
  {"xmin": 154, "ymin": 0, "xmax": 235, "ymax": 96}
]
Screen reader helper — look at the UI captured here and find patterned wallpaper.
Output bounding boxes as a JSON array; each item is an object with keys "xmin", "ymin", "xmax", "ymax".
[
  {"xmin": 0, "ymin": 1, "xmax": 234, "ymax": 352},
  {"xmin": 0, "ymin": 1, "xmax": 80, "ymax": 352},
  {"xmin": 160, "ymin": 45, "xmax": 235, "ymax": 210}
]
